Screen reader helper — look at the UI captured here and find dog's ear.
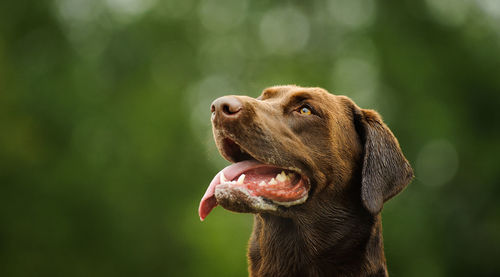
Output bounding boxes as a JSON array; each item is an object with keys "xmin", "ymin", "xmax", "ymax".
[{"xmin": 352, "ymin": 107, "xmax": 414, "ymax": 214}]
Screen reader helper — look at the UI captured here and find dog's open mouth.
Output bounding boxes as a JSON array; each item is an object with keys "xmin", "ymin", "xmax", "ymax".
[{"xmin": 199, "ymin": 138, "xmax": 310, "ymax": 220}]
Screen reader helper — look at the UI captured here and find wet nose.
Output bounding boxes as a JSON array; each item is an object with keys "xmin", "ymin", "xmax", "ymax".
[{"xmin": 211, "ymin": 96, "xmax": 243, "ymax": 118}]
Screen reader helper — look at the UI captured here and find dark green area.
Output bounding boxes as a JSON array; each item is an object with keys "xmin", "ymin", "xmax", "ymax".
[{"xmin": 1, "ymin": 0, "xmax": 499, "ymax": 276}]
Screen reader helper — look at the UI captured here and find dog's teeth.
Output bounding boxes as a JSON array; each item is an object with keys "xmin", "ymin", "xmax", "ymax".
[
  {"xmin": 237, "ymin": 174, "xmax": 245, "ymax": 184},
  {"xmin": 269, "ymin": 178, "xmax": 277, "ymax": 185},
  {"xmin": 276, "ymin": 171, "xmax": 286, "ymax": 182},
  {"xmin": 220, "ymin": 172, "xmax": 227, "ymax": 183},
  {"xmin": 259, "ymin": 181, "xmax": 266, "ymax": 187}
]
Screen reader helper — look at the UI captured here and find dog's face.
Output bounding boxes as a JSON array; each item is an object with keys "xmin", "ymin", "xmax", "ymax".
[{"xmin": 199, "ymin": 85, "xmax": 413, "ymax": 220}]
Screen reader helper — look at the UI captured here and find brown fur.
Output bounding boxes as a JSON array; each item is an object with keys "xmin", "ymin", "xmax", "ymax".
[{"xmin": 210, "ymin": 85, "xmax": 413, "ymax": 277}]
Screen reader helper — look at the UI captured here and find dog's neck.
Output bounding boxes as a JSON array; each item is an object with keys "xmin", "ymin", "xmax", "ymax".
[{"xmin": 248, "ymin": 202, "xmax": 388, "ymax": 277}]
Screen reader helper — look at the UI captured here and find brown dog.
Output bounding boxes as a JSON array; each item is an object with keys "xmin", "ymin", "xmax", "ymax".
[{"xmin": 199, "ymin": 85, "xmax": 413, "ymax": 277}]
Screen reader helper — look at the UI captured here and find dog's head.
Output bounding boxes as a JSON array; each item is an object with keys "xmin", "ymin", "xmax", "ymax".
[{"xmin": 199, "ymin": 85, "xmax": 413, "ymax": 220}]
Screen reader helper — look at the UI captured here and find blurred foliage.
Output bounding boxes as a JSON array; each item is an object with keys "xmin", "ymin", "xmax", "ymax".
[{"xmin": 1, "ymin": 0, "xmax": 499, "ymax": 276}]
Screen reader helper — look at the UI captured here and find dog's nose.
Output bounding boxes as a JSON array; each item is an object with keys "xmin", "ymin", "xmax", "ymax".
[{"xmin": 211, "ymin": 96, "xmax": 243, "ymax": 118}]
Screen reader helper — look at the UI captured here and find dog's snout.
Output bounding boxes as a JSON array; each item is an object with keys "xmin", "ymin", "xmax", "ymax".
[{"xmin": 211, "ymin": 96, "xmax": 243, "ymax": 118}]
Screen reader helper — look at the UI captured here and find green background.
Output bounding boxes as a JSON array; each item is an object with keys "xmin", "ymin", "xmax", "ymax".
[{"xmin": 1, "ymin": 0, "xmax": 499, "ymax": 276}]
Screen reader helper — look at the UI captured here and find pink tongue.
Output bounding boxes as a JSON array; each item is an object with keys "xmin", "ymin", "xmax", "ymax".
[{"xmin": 198, "ymin": 160, "xmax": 266, "ymax": 221}]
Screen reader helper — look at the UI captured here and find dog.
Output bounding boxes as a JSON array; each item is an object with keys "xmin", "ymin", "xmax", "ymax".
[{"xmin": 199, "ymin": 85, "xmax": 413, "ymax": 277}]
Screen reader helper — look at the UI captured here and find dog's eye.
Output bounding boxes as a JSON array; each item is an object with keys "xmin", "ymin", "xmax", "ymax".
[{"xmin": 299, "ymin": 106, "xmax": 312, "ymax": 115}]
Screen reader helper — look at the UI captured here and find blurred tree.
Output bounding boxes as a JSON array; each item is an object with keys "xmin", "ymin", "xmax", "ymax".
[{"xmin": 0, "ymin": 0, "xmax": 499, "ymax": 276}]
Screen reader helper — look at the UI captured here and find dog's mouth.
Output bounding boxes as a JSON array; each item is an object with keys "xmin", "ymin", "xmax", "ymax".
[{"xmin": 199, "ymin": 138, "xmax": 310, "ymax": 221}]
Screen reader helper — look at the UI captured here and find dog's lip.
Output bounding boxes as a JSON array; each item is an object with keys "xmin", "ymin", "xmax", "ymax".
[
  {"xmin": 219, "ymin": 137, "xmax": 306, "ymax": 174},
  {"xmin": 218, "ymin": 136, "xmax": 255, "ymax": 163}
]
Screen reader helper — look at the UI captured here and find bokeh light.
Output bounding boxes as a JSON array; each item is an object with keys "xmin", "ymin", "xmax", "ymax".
[
  {"xmin": 259, "ymin": 6, "xmax": 310, "ymax": 55},
  {"xmin": 416, "ymin": 139, "xmax": 459, "ymax": 187}
]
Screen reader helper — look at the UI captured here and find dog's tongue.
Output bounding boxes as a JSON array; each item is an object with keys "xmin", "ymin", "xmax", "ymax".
[{"xmin": 198, "ymin": 160, "xmax": 264, "ymax": 221}]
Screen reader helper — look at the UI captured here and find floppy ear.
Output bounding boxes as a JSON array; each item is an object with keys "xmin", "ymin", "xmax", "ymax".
[{"xmin": 353, "ymin": 108, "xmax": 414, "ymax": 214}]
